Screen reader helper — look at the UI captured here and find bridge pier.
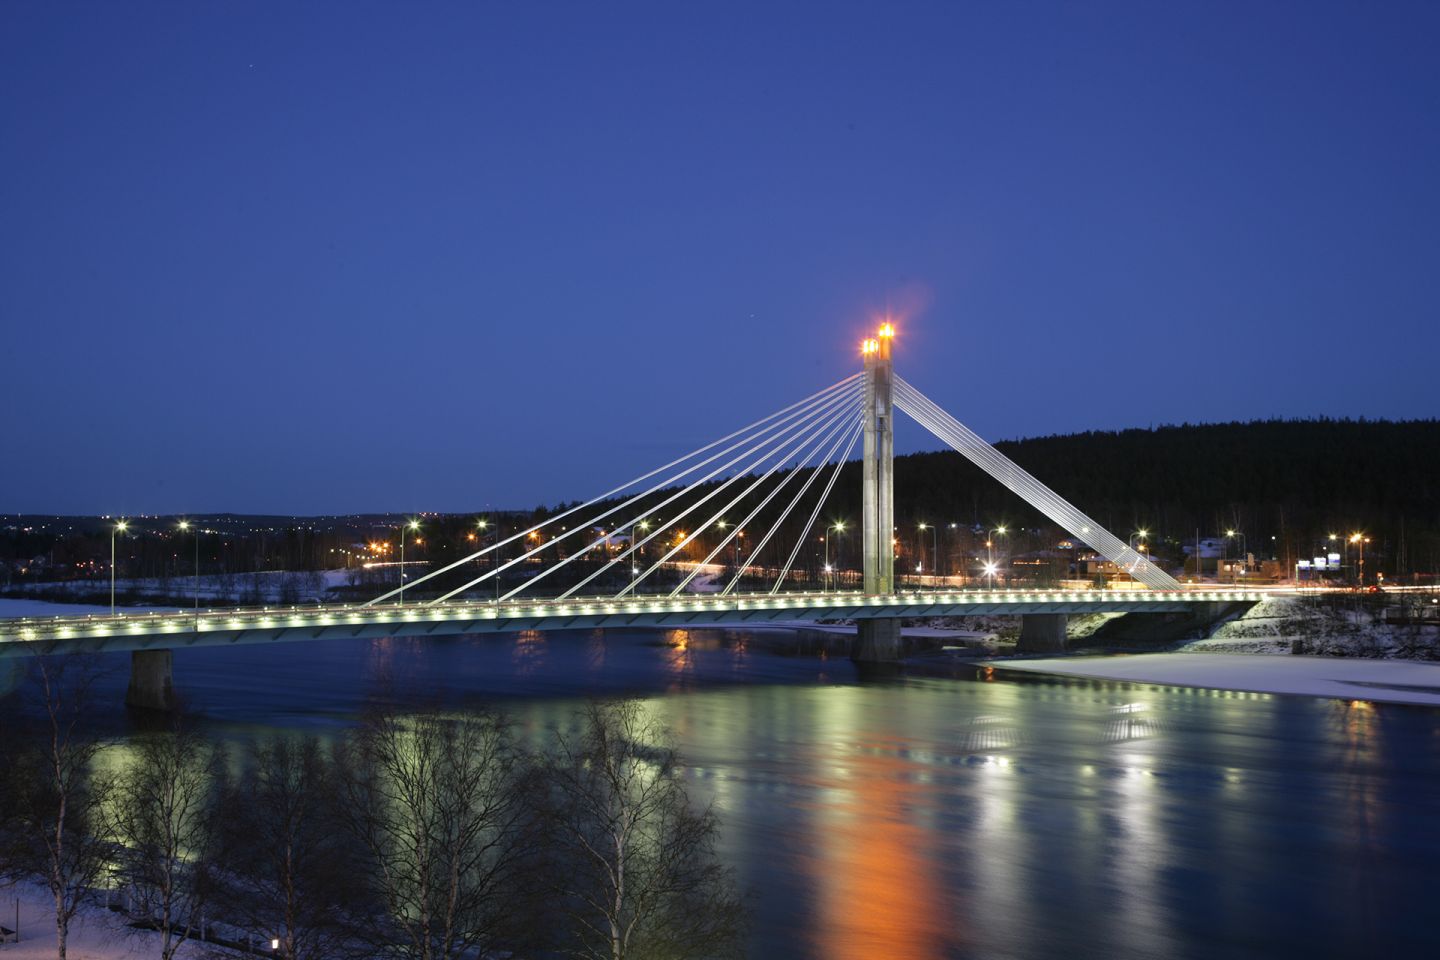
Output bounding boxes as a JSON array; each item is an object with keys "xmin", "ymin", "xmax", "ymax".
[
  {"xmin": 855, "ymin": 619, "xmax": 902, "ymax": 663},
  {"xmin": 1016, "ymin": 613, "xmax": 1068, "ymax": 654},
  {"xmin": 125, "ymin": 649, "xmax": 176, "ymax": 712}
]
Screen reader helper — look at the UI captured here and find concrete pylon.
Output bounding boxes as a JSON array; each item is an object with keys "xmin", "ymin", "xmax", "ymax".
[
  {"xmin": 854, "ymin": 324, "xmax": 901, "ymax": 663},
  {"xmin": 125, "ymin": 649, "xmax": 176, "ymax": 712}
]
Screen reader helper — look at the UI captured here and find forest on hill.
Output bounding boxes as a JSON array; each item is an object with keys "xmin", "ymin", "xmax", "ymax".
[
  {"xmin": 509, "ymin": 417, "xmax": 1440, "ymax": 586},
  {"xmin": 885, "ymin": 417, "xmax": 1439, "ymax": 552}
]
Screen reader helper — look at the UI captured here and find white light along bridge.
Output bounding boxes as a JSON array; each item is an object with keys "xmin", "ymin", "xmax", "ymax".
[
  {"xmin": 1, "ymin": 322, "xmax": 1253, "ymax": 710},
  {"xmin": 0, "ymin": 588, "xmax": 1267, "ymax": 656}
]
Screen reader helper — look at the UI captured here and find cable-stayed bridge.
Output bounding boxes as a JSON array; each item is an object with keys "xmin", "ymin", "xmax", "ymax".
[{"xmin": 1, "ymin": 323, "xmax": 1258, "ymax": 709}]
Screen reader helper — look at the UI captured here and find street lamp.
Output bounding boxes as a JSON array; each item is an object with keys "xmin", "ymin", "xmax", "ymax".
[
  {"xmin": 825, "ymin": 520, "xmax": 847, "ymax": 592},
  {"xmin": 987, "ymin": 526, "xmax": 1008, "ymax": 571},
  {"xmin": 917, "ymin": 523, "xmax": 937, "ymax": 581},
  {"xmin": 399, "ymin": 519, "xmax": 420, "ymax": 604},
  {"xmin": 1349, "ymin": 532, "xmax": 1370, "ymax": 585},
  {"xmin": 1129, "ymin": 529, "xmax": 1149, "ymax": 552},
  {"xmin": 983, "ymin": 561, "xmax": 999, "ymax": 587},
  {"xmin": 177, "ymin": 520, "xmax": 200, "ymax": 626},
  {"xmin": 1225, "ymin": 529, "xmax": 1247, "ymax": 582},
  {"xmin": 110, "ymin": 519, "xmax": 129, "ymax": 616}
]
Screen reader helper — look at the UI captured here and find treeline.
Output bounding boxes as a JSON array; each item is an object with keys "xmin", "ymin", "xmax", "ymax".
[
  {"xmin": 397, "ymin": 418, "xmax": 1440, "ymax": 593},
  {"xmin": 887, "ymin": 418, "xmax": 1440, "ymax": 550},
  {"xmin": 0, "ymin": 657, "xmax": 745, "ymax": 960}
]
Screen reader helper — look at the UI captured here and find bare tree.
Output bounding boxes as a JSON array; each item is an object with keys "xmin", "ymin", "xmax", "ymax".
[
  {"xmin": 541, "ymin": 700, "xmax": 745, "ymax": 960},
  {"xmin": 214, "ymin": 735, "xmax": 360, "ymax": 960},
  {"xmin": 302, "ymin": 570, "xmax": 327, "ymax": 603},
  {"xmin": 335, "ymin": 706, "xmax": 538, "ymax": 960},
  {"xmin": 0, "ymin": 693, "xmax": 22, "ymax": 883},
  {"xmin": 112, "ymin": 714, "xmax": 223, "ymax": 960},
  {"xmin": 5, "ymin": 655, "xmax": 117, "ymax": 960}
]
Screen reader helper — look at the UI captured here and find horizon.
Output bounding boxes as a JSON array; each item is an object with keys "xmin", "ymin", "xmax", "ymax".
[{"xmin": 5, "ymin": 413, "xmax": 1433, "ymax": 519}]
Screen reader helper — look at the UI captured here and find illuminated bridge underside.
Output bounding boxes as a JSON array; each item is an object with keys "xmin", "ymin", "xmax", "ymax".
[{"xmin": 0, "ymin": 590, "xmax": 1261, "ymax": 657}]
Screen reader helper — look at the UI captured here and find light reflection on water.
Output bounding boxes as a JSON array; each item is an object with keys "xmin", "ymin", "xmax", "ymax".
[{"xmin": 5, "ymin": 624, "xmax": 1439, "ymax": 958}]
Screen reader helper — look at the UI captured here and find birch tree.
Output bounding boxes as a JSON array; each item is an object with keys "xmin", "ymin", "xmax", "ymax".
[
  {"xmin": 336, "ymin": 707, "xmax": 538, "ymax": 960},
  {"xmin": 112, "ymin": 715, "xmax": 223, "ymax": 960},
  {"xmin": 542, "ymin": 700, "xmax": 745, "ymax": 960},
  {"xmin": 6, "ymin": 655, "xmax": 116, "ymax": 960},
  {"xmin": 215, "ymin": 735, "xmax": 359, "ymax": 960}
]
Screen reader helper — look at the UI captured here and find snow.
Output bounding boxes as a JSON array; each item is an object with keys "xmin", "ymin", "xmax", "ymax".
[
  {"xmin": 0, "ymin": 882, "xmax": 212, "ymax": 959},
  {"xmin": 6, "ymin": 570, "xmax": 352, "ymax": 606},
  {"xmin": 990, "ymin": 653, "xmax": 1440, "ymax": 706},
  {"xmin": 0, "ymin": 599, "xmax": 170, "ymax": 619}
]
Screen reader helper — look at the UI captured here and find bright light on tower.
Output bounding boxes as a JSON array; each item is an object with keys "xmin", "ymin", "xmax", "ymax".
[{"xmin": 878, "ymin": 321, "xmax": 895, "ymax": 338}]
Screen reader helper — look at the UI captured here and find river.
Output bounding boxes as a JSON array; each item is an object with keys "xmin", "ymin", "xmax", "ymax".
[{"xmin": 2, "ymin": 599, "xmax": 1437, "ymax": 958}]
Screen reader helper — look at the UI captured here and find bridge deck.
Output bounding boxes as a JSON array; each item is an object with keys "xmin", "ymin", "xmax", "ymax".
[{"xmin": 0, "ymin": 589, "xmax": 1267, "ymax": 657}]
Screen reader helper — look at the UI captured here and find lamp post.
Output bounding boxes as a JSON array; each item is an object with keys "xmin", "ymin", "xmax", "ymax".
[
  {"xmin": 983, "ymin": 561, "xmax": 999, "ymax": 587},
  {"xmin": 1349, "ymin": 532, "xmax": 1369, "ymax": 585},
  {"xmin": 917, "ymin": 523, "xmax": 937, "ymax": 582},
  {"xmin": 1225, "ymin": 529, "xmax": 1247, "ymax": 582},
  {"xmin": 825, "ymin": 520, "xmax": 847, "ymax": 592},
  {"xmin": 473, "ymin": 517, "xmax": 497, "ymax": 599},
  {"xmin": 399, "ymin": 519, "xmax": 420, "ymax": 604},
  {"xmin": 177, "ymin": 520, "xmax": 200, "ymax": 626},
  {"xmin": 987, "ymin": 526, "xmax": 1008, "ymax": 573},
  {"xmin": 110, "ymin": 519, "xmax": 129, "ymax": 617},
  {"xmin": 1128, "ymin": 529, "xmax": 1149, "ymax": 552}
]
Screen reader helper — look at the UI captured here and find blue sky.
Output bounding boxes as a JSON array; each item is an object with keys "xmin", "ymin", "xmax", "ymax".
[{"xmin": 4, "ymin": 1, "xmax": 1437, "ymax": 514}]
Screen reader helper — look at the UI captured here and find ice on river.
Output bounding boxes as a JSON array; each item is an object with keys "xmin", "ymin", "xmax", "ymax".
[{"xmin": 992, "ymin": 652, "xmax": 1440, "ymax": 706}]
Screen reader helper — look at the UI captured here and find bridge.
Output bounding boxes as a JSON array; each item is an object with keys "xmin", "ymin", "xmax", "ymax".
[{"xmin": 3, "ymin": 322, "xmax": 1243, "ymax": 710}]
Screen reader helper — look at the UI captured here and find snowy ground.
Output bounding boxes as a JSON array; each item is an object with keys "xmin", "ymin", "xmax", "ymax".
[
  {"xmin": 1182, "ymin": 593, "xmax": 1440, "ymax": 659},
  {"xmin": 4, "ymin": 570, "xmax": 354, "ymax": 606},
  {"xmin": 0, "ymin": 882, "xmax": 214, "ymax": 959},
  {"xmin": 990, "ymin": 653, "xmax": 1440, "ymax": 706},
  {"xmin": 0, "ymin": 599, "xmax": 168, "ymax": 619}
]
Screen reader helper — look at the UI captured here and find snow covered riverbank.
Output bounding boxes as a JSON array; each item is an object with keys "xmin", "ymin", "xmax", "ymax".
[
  {"xmin": 1182, "ymin": 593, "xmax": 1440, "ymax": 659},
  {"xmin": 990, "ymin": 653, "xmax": 1440, "ymax": 707},
  {"xmin": 0, "ymin": 882, "xmax": 211, "ymax": 959}
]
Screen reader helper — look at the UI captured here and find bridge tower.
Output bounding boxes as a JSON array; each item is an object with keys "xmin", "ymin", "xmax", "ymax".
[{"xmin": 855, "ymin": 323, "xmax": 901, "ymax": 662}]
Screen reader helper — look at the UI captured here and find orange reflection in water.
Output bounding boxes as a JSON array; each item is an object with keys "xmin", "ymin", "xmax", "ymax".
[
  {"xmin": 810, "ymin": 739, "xmax": 955, "ymax": 960},
  {"xmin": 665, "ymin": 629, "xmax": 695, "ymax": 683}
]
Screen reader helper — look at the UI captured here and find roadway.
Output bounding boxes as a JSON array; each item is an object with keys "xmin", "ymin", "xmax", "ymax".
[{"xmin": 0, "ymin": 587, "xmax": 1273, "ymax": 657}]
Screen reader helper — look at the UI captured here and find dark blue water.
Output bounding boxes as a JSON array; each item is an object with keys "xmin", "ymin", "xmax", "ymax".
[{"xmin": 7, "ymin": 625, "xmax": 1439, "ymax": 958}]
